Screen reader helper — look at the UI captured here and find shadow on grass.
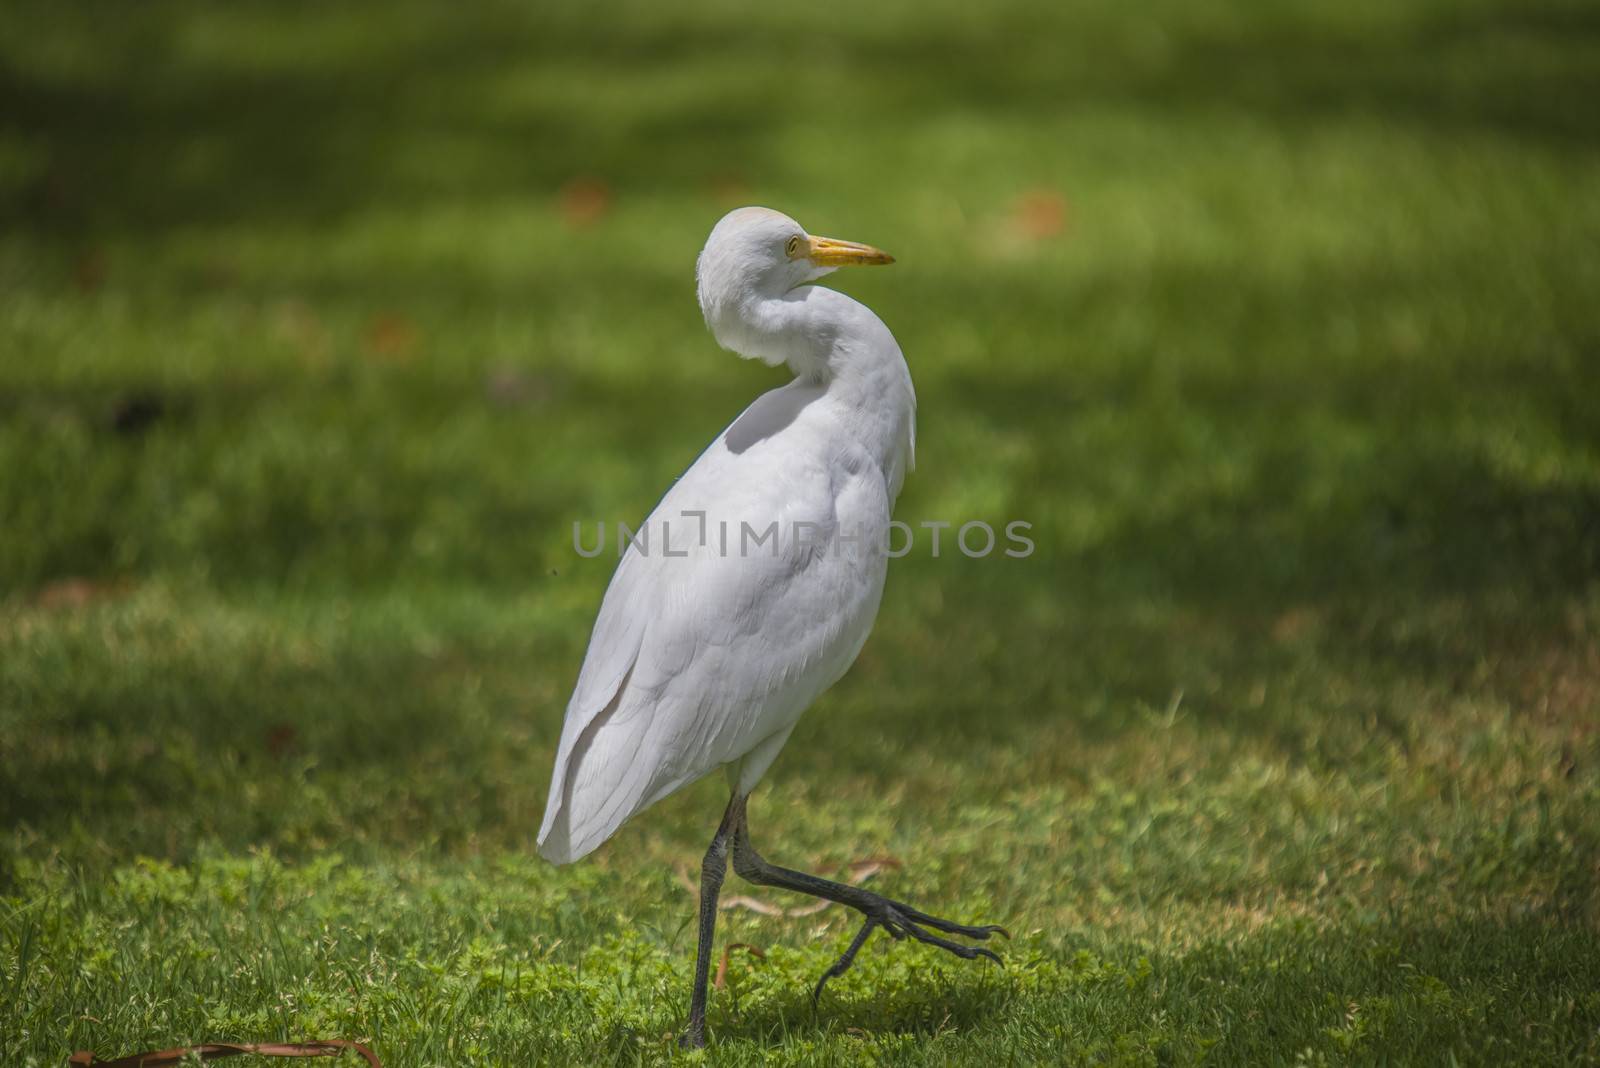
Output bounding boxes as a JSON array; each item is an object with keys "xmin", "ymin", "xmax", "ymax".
[
  {"xmin": 4, "ymin": 0, "xmax": 1598, "ymax": 238},
  {"xmin": 840, "ymin": 256, "xmax": 1600, "ymax": 761},
  {"xmin": 1, "ymin": 4, "xmax": 783, "ymax": 237},
  {"xmin": 710, "ymin": 967, "xmax": 1014, "ymax": 1049},
  {"xmin": 709, "ymin": 907, "xmax": 1600, "ymax": 1061},
  {"xmin": 2, "ymin": 0, "xmax": 1596, "ymax": 886},
  {"xmin": 823, "ymin": 426, "xmax": 1599, "ymax": 774},
  {"xmin": 0, "ymin": 624, "xmax": 560, "ymax": 871}
]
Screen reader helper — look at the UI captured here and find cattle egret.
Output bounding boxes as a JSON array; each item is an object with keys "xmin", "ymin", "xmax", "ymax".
[{"xmin": 538, "ymin": 207, "xmax": 1006, "ymax": 1047}]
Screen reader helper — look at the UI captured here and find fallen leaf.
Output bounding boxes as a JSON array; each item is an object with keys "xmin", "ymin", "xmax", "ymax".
[
  {"xmin": 265, "ymin": 725, "xmax": 298, "ymax": 758},
  {"xmin": 484, "ymin": 365, "xmax": 554, "ymax": 410},
  {"xmin": 1272, "ymin": 607, "xmax": 1319, "ymax": 642},
  {"xmin": 719, "ymin": 894, "xmax": 793, "ymax": 917},
  {"xmin": 1011, "ymin": 189, "xmax": 1068, "ymax": 240},
  {"xmin": 75, "ymin": 249, "xmax": 107, "ymax": 293},
  {"xmin": 845, "ymin": 856, "xmax": 903, "ymax": 880},
  {"xmin": 707, "ymin": 174, "xmax": 750, "ymax": 208},
  {"xmin": 559, "ymin": 177, "xmax": 613, "ymax": 228},
  {"xmin": 34, "ymin": 578, "xmax": 128, "ymax": 610},
  {"xmin": 365, "ymin": 312, "xmax": 418, "ymax": 362},
  {"xmin": 275, "ymin": 300, "xmax": 331, "ymax": 367}
]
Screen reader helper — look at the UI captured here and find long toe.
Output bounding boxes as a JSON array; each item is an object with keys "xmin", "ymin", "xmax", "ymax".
[
  {"xmin": 895, "ymin": 918, "xmax": 1006, "ymax": 966},
  {"xmin": 886, "ymin": 900, "xmax": 1010, "ymax": 941}
]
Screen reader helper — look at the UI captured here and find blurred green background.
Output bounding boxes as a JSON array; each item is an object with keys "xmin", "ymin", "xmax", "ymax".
[{"xmin": 3, "ymin": 0, "xmax": 1598, "ymax": 1064}]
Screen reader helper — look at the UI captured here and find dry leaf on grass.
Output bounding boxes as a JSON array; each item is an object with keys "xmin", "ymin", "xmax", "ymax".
[{"xmin": 559, "ymin": 177, "xmax": 613, "ymax": 228}]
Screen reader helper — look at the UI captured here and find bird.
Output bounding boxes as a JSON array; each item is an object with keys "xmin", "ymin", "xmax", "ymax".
[{"xmin": 537, "ymin": 206, "xmax": 1006, "ymax": 1048}]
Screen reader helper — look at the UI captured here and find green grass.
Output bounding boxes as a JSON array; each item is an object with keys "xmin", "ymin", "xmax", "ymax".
[{"xmin": 3, "ymin": 0, "xmax": 1600, "ymax": 1063}]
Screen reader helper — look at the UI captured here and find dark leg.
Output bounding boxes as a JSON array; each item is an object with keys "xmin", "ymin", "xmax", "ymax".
[
  {"xmin": 680, "ymin": 798, "xmax": 737, "ymax": 1049},
  {"xmin": 726, "ymin": 794, "xmax": 1008, "ymax": 1001}
]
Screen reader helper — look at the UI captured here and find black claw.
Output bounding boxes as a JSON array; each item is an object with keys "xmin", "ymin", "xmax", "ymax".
[
  {"xmin": 812, "ymin": 968, "xmax": 844, "ymax": 1006},
  {"xmin": 812, "ymin": 919, "xmax": 880, "ymax": 1005},
  {"xmin": 800, "ymin": 900, "xmax": 1007, "ymax": 1004}
]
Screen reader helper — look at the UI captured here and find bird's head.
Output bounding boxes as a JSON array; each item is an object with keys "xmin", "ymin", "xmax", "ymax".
[{"xmin": 696, "ymin": 207, "xmax": 893, "ymax": 364}]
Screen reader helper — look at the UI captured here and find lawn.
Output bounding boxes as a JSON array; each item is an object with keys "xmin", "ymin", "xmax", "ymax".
[{"xmin": 3, "ymin": 0, "xmax": 1599, "ymax": 1064}]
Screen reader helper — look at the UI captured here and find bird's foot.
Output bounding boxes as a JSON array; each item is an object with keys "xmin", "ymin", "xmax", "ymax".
[
  {"xmin": 812, "ymin": 896, "xmax": 1009, "ymax": 1002},
  {"xmin": 679, "ymin": 1022, "xmax": 706, "ymax": 1050}
]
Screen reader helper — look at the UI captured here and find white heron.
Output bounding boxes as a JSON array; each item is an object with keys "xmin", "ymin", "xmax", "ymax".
[{"xmin": 537, "ymin": 207, "xmax": 1006, "ymax": 1047}]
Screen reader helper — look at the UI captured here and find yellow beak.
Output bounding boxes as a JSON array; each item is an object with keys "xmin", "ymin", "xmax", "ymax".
[{"xmin": 806, "ymin": 235, "xmax": 895, "ymax": 267}]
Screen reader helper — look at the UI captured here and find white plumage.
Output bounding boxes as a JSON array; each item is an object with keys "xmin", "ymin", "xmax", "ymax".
[{"xmin": 538, "ymin": 207, "xmax": 915, "ymax": 864}]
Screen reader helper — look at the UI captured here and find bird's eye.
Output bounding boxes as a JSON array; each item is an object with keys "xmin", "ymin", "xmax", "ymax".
[{"xmin": 785, "ymin": 235, "xmax": 803, "ymax": 258}]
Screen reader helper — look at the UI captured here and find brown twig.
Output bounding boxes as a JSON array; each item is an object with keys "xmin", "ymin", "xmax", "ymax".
[
  {"xmin": 69, "ymin": 1040, "xmax": 381, "ymax": 1067},
  {"xmin": 713, "ymin": 943, "xmax": 766, "ymax": 990}
]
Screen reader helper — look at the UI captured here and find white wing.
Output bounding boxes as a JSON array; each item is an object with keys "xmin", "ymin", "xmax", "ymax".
[{"xmin": 538, "ymin": 382, "xmax": 891, "ymax": 863}]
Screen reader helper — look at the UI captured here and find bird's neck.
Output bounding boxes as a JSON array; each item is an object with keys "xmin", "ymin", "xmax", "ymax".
[{"xmin": 718, "ymin": 285, "xmax": 917, "ymax": 501}]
